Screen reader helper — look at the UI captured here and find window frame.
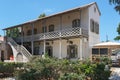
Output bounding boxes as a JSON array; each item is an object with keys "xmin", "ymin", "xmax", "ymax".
[
  {"xmin": 72, "ymin": 19, "xmax": 80, "ymax": 28},
  {"xmin": 42, "ymin": 26, "xmax": 47, "ymax": 33},
  {"xmin": 48, "ymin": 24, "xmax": 54, "ymax": 32}
]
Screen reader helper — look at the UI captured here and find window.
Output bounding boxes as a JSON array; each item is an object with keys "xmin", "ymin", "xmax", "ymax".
[
  {"xmin": 94, "ymin": 22, "xmax": 97, "ymax": 33},
  {"xmin": 90, "ymin": 19, "xmax": 94, "ymax": 32},
  {"xmin": 72, "ymin": 19, "xmax": 80, "ymax": 28},
  {"xmin": 92, "ymin": 48, "xmax": 99, "ymax": 54},
  {"xmin": 27, "ymin": 30, "xmax": 32, "ymax": 36},
  {"xmin": 100, "ymin": 48, "xmax": 108, "ymax": 55},
  {"xmin": 94, "ymin": 7, "xmax": 96, "ymax": 13},
  {"xmin": 42, "ymin": 26, "xmax": 47, "ymax": 33},
  {"xmin": 49, "ymin": 24, "xmax": 54, "ymax": 32},
  {"xmin": 90, "ymin": 19, "xmax": 99, "ymax": 34},
  {"xmin": 94, "ymin": 22, "xmax": 99, "ymax": 34},
  {"xmin": 34, "ymin": 28, "xmax": 37, "ymax": 34}
]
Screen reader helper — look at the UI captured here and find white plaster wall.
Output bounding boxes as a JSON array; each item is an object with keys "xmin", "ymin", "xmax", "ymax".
[
  {"xmin": 81, "ymin": 8, "xmax": 89, "ymax": 30},
  {"xmin": 88, "ymin": 4, "xmax": 100, "ymax": 47},
  {"xmin": 51, "ymin": 38, "xmax": 89, "ymax": 59},
  {"xmin": 53, "ymin": 40, "xmax": 60, "ymax": 58},
  {"xmin": 88, "ymin": 4, "xmax": 100, "ymax": 58}
]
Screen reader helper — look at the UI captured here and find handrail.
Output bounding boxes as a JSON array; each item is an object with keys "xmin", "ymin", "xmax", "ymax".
[
  {"xmin": 7, "ymin": 37, "xmax": 32, "ymax": 60},
  {"xmin": 15, "ymin": 27, "xmax": 88, "ymax": 42}
]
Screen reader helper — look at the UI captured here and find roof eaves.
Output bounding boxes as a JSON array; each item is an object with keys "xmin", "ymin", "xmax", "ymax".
[{"xmin": 3, "ymin": 2, "xmax": 98, "ymax": 30}]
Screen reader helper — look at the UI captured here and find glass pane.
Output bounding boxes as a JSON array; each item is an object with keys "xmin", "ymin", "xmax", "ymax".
[
  {"xmin": 100, "ymin": 48, "xmax": 108, "ymax": 55},
  {"xmin": 92, "ymin": 48, "xmax": 99, "ymax": 54}
]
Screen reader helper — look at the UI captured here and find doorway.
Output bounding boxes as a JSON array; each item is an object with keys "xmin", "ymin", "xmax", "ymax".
[
  {"xmin": 46, "ymin": 46, "xmax": 53, "ymax": 57},
  {"xmin": 67, "ymin": 45, "xmax": 78, "ymax": 58},
  {"xmin": 16, "ymin": 53, "xmax": 23, "ymax": 62},
  {"xmin": 1, "ymin": 50, "xmax": 4, "ymax": 62}
]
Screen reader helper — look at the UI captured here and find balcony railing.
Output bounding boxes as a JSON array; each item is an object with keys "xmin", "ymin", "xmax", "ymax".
[{"xmin": 15, "ymin": 27, "xmax": 88, "ymax": 42}]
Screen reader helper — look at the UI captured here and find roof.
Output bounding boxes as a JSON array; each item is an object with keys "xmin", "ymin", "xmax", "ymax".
[
  {"xmin": 3, "ymin": 2, "xmax": 101, "ymax": 30},
  {"xmin": 94, "ymin": 42, "xmax": 120, "ymax": 47}
]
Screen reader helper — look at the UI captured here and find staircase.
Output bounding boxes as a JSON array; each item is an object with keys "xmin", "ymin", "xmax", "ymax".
[{"xmin": 7, "ymin": 37, "xmax": 32, "ymax": 62}]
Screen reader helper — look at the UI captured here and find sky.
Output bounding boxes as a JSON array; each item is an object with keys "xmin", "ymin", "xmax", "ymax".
[{"xmin": 0, "ymin": 0, "xmax": 120, "ymax": 42}]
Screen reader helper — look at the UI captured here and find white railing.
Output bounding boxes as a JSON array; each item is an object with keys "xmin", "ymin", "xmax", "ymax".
[
  {"xmin": 7, "ymin": 37, "xmax": 32, "ymax": 60},
  {"xmin": 15, "ymin": 27, "xmax": 88, "ymax": 42}
]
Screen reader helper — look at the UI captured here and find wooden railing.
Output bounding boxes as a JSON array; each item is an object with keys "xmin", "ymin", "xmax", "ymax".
[{"xmin": 15, "ymin": 27, "xmax": 88, "ymax": 42}]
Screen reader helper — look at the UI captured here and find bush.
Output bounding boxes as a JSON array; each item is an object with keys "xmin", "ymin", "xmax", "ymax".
[
  {"xmin": 15, "ymin": 56, "xmax": 111, "ymax": 80},
  {"xmin": 0, "ymin": 62, "xmax": 24, "ymax": 78}
]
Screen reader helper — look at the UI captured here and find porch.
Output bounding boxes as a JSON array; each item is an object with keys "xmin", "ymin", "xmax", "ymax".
[
  {"xmin": 22, "ymin": 37, "xmax": 89, "ymax": 60},
  {"xmin": 14, "ymin": 27, "xmax": 88, "ymax": 42}
]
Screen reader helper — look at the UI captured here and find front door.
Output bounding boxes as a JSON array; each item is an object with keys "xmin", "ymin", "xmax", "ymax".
[
  {"xmin": 67, "ymin": 45, "xmax": 77, "ymax": 58},
  {"xmin": 46, "ymin": 46, "xmax": 53, "ymax": 57}
]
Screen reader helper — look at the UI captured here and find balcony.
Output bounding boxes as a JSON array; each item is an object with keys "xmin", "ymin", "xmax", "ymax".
[{"xmin": 14, "ymin": 27, "xmax": 88, "ymax": 42}]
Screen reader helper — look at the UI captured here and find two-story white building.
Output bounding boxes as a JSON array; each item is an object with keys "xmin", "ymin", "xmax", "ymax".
[{"xmin": 2, "ymin": 2, "xmax": 100, "ymax": 62}]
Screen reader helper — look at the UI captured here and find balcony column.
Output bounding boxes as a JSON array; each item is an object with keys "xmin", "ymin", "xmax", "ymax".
[
  {"xmin": 59, "ymin": 37, "xmax": 62, "ymax": 59},
  {"xmin": 59, "ymin": 15, "xmax": 62, "ymax": 59},
  {"xmin": 79, "ymin": 38, "xmax": 83, "ymax": 60},
  {"xmin": 31, "ymin": 23, "xmax": 34, "ymax": 55},
  {"xmin": 79, "ymin": 10, "xmax": 82, "ymax": 26},
  {"xmin": 43, "ymin": 39, "xmax": 46, "ymax": 55},
  {"xmin": 43, "ymin": 20, "xmax": 46, "ymax": 55}
]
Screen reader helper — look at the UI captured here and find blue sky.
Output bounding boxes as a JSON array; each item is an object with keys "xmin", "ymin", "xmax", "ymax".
[{"xmin": 0, "ymin": 0, "xmax": 120, "ymax": 42}]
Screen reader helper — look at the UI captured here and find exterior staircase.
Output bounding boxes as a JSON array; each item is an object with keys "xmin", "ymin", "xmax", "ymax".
[{"xmin": 7, "ymin": 37, "xmax": 32, "ymax": 62}]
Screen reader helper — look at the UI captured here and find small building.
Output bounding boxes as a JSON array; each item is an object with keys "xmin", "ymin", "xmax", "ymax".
[{"xmin": 92, "ymin": 42, "xmax": 120, "ymax": 60}]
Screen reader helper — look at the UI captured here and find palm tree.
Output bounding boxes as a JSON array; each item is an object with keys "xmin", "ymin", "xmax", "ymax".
[{"xmin": 109, "ymin": 0, "xmax": 120, "ymax": 14}]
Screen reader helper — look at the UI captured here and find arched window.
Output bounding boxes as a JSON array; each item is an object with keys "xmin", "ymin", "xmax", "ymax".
[
  {"xmin": 27, "ymin": 30, "xmax": 32, "ymax": 36},
  {"xmin": 72, "ymin": 19, "xmax": 80, "ymax": 28},
  {"xmin": 34, "ymin": 28, "xmax": 37, "ymax": 34},
  {"xmin": 49, "ymin": 24, "xmax": 54, "ymax": 32}
]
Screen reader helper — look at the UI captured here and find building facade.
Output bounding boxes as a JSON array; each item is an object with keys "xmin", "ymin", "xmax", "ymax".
[{"xmin": 3, "ymin": 2, "xmax": 100, "ymax": 62}]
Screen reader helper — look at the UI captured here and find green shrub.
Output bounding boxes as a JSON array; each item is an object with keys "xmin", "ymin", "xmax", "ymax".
[
  {"xmin": 15, "ymin": 56, "xmax": 111, "ymax": 80},
  {"xmin": 0, "ymin": 62, "xmax": 24, "ymax": 78}
]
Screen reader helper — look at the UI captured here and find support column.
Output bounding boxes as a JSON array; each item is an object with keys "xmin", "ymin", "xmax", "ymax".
[
  {"xmin": 43, "ymin": 19, "xmax": 46, "ymax": 55},
  {"xmin": 59, "ymin": 38, "xmax": 62, "ymax": 59},
  {"xmin": 79, "ymin": 38, "xmax": 83, "ymax": 60},
  {"xmin": 59, "ymin": 15, "xmax": 62, "ymax": 59},
  {"xmin": 43, "ymin": 40, "xmax": 46, "ymax": 54},
  {"xmin": 79, "ymin": 10, "xmax": 82, "ymax": 27},
  {"xmin": 31, "ymin": 41, "xmax": 34, "ymax": 55},
  {"xmin": 31, "ymin": 23, "xmax": 34, "ymax": 55}
]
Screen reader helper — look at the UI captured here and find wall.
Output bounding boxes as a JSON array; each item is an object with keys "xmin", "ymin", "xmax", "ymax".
[
  {"xmin": 88, "ymin": 4, "xmax": 100, "ymax": 57},
  {"xmin": 34, "ymin": 38, "xmax": 89, "ymax": 59}
]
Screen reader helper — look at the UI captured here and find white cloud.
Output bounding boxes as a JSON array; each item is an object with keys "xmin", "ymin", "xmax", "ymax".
[{"xmin": 43, "ymin": 8, "xmax": 54, "ymax": 13}]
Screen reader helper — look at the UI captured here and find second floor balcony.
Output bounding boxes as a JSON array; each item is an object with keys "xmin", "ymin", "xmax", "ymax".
[{"xmin": 14, "ymin": 27, "xmax": 88, "ymax": 42}]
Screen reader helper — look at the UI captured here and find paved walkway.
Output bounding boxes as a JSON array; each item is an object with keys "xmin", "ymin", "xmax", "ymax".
[{"xmin": 109, "ymin": 67, "xmax": 120, "ymax": 80}]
